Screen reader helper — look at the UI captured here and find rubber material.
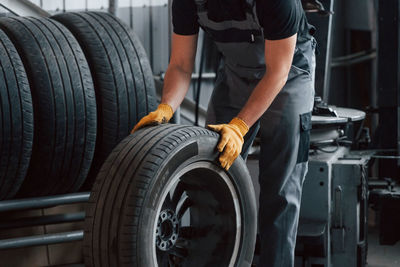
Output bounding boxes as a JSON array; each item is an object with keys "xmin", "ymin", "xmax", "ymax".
[
  {"xmin": 0, "ymin": 29, "xmax": 33, "ymax": 200},
  {"xmin": 0, "ymin": 17, "xmax": 97, "ymax": 197},
  {"xmin": 52, "ymin": 12, "xmax": 157, "ymax": 190},
  {"xmin": 84, "ymin": 124, "xmax": 257, "ymax": 267}
]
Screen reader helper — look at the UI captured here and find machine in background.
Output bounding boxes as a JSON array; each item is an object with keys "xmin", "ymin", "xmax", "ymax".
[
  {"xmin": 294, "ymin": 98, "xmax": 400, "ymax": 267},
  {"xmin": 295, "ymin": 100, "xmax": 370, "ymax": 267}
]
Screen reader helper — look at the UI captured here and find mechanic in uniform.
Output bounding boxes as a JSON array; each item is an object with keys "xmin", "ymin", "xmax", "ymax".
[{"xmin": 132, "ymin": 0, "xmax": 316, "ymax": 266}]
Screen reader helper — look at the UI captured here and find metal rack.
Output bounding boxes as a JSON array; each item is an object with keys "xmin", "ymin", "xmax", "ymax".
[{"xmin": 0, "ymin": 192, "xmax": 89, "ymax": 250}]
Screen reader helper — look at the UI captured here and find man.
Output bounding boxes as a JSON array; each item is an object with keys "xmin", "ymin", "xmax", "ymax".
[{"xmin": 132, "ymin": 0, "xmax": 316, "ymax": 266}]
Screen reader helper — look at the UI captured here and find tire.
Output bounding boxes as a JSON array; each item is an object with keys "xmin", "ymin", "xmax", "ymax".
[
  {"xmin": 0, "ymin": 29, "xmax": 33, "ymax": 200},
  {"xmin": 84, "ymin": 124, "xmax": 257, "ymax": 267},
  {"xmin": 52, "ymin": 12, "xmax": 157, "ymax": 190},
  {"xmin": 0, "ymin": 17, "xmax": 97, "ymax": 197}
]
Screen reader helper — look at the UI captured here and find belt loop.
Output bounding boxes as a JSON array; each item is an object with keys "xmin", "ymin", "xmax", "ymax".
[{"xmin": 250, "ymin": 33, "xmax": 255, "ymax": 43}]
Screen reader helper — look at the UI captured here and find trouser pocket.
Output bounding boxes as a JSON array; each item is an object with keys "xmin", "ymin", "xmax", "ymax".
[{"xmin": 297, "ymin": 112, "xmax": 312, "ymax": 163}]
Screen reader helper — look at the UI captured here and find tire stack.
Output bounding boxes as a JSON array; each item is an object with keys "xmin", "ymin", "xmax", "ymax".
[{"xmin": 0, "ymin": 12, "xmax": 156, "ymax": 199}]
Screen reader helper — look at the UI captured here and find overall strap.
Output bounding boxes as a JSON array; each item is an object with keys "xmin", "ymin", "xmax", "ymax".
[
  {"xmin": 193, "ymin": 0, "xmax": 207, "ymax": 12},
  {"xmin": 244, "ymin": 0, "xmax": 255, "ymax": 14}
]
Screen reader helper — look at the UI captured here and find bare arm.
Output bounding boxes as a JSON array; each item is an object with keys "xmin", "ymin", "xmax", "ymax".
[
  {"xmin": 161, "ymin": 33, "xmax": 198, "ymax": 112},
  {"xmin": 237, "ymin": 34, "xmax": 297, "ymax": 127}
]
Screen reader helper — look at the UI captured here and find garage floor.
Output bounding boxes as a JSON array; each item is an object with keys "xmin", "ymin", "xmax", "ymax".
[
  {"xmin": 367, "ymin": 227, "xmax": 400, "ymax": 267},
  {"xmin": 48, "ymin": 237, "xmax": 399, "ymax": 267}
]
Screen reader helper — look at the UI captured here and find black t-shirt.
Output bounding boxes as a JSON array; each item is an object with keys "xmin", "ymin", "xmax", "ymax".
[{"xmin": 172, "ymin": 0, "xmax": 310, "ymax": 40}]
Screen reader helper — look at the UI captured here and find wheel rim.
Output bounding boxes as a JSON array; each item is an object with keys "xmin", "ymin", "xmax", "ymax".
[{"xmin": 152, "ymin": 162, "xmax": 241, "ymax": 267}]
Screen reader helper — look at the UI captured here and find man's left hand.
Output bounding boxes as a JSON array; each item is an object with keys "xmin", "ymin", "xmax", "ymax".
[{"xmin": 208, "ymin": 117, "xmax": 249, "ymax": 170}]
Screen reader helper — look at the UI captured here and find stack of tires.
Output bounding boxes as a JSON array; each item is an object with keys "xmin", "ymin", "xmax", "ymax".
[{"xmin": 0, "ymin": 12, "xmax": 156, "ymax": 199}]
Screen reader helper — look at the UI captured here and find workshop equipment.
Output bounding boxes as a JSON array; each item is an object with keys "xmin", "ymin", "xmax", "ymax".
[
  {"xmin": 295, "ymin": 147, "xmax": 370, "ymax": 267},
  {"xmin": 295, "ymin": 104, "xmax": 369, "ymax": 267}
]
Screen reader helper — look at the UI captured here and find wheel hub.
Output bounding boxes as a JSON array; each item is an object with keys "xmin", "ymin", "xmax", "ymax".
[{"xmin": 156, "ymin": 209, "xmax": 179, "ymax": 251}]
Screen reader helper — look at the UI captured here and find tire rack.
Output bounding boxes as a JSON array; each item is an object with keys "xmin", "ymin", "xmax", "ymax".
[
  {"xmin": 0, "ymin": 192, "xmax": 89, "ymax": 249},
  {"xmin": 0, "ymin": 0, "xmax": 87, "ymax": 253},
  {"xmin": 0, "ymin": 0, "xmax": 155, "ymax": 255}
]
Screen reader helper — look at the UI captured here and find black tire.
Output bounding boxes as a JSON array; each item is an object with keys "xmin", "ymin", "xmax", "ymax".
[
  {"xmin": 52, "ymin": 12, "xmax": 157, "ymax": 190},
  {"xmin": 0, "ymin": 29, "xmax": 33, "ymax": 200},
  {"xmin": 84, "ymin": 124, "xmax": 257, "ymax": 267},
  {"xmin": 0, "ymin": 17, "xmax": 97, "ymax": 197}
]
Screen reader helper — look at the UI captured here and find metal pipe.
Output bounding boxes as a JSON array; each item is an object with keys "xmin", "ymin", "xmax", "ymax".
[
  {"xmin": 0, "ymin": 0, "xmax": 50, "ymax": 17},
  {"xmin": 129, "ymin": 0, "xmax": 133, "ymax": 28},
  {"xmin": 109, "ymin": 0, "xmax": 118, "ymax": 15},
  {"xmin": 168, "ymin": 0, "xmax": 172, "ymax": 58},
  {"xmin": 149, "ymin": 0, "xmax": 154, "ymax": 68},
  {"xmin": 0, "ymin": 231, "xmax": 83, "ymax": 250},
  {"xmin": 154, "ymin": 72, "xmax": 216, "ymax": 81},
  {"xmin": 332, "ymin": 49, "xmax": 376, "ymax": 62},
  {"xmin": 0, "ymin": 192, "xmax": 90, "ymax": 212},
  {"xmin": 371, "ymin": 155, "xmax": 400, "ymax": 159},
  {"xmin": 331, "ymin": 52, "xmax": 377, "ymax": 68},
  {"xmin": 0, "ymin": 212, "xmax": 85, "ymax": 230},
  {"xmin": 322, "ymin": 0, "xmax": 335, "ymax": 103}
]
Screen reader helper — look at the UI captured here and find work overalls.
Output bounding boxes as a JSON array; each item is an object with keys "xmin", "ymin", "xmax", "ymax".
[{"xmin": 193, "ymin": 0, "xmax": 316, "ymax": 266}]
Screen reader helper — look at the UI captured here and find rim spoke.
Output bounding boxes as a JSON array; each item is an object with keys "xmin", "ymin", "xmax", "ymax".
[
  {"xmin": 169, "ymin": 246, "xmax": 188, "ymax": 259},
  {"xmin": 171, "ymin": 181, "xmax": 186, "ymax": 207},
  {"xmin": 180, "ymin": 226, "xmax": 212, "ymax": 239},
  {"xmin": 157, "ymin": 249, "xmax": 170, "ymax": 266},
  {"xmin": 168, "ymin": 254, "xmax": 178, "ymax": 267},
  {"xmin": 177, "ymin": 195, "xmax": 192, "ymax": 219},
  {"xmin": 162, "ymin": 192, "xmax": 174, "ymax": 210},
  {"xmin": 175, "ymin": 237, "xmax": 190, "ymax": 247}
]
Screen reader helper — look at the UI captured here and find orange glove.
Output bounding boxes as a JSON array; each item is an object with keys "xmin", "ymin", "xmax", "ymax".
[
  {"xmin": 131, "ymin": 103, "xmax": 173, "ymax": 133},
  {"xmin": 208, "ymin": 117, "xmax": 249, "ymax": 170}
]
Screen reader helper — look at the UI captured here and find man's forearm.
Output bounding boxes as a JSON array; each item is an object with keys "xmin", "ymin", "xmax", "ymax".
[
  {"xmin": 161, "ymin": 64, "xmax": 193, "ymax": 112},
  {"xmin": 237, "ymin": 70, "xmax": 288, "ymax": 127}
]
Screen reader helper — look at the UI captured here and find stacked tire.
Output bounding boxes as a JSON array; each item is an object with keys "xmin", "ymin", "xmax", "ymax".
[
  {"xmin": 52, "ymin": 12, "xmax": 157, "ymax": 189},
  {"xmin": 0, "ymin": 16, "xmax": 97, "ymax": 197},
  {"xmin": 0, "ymin": 12, "xmax": 156, "ymax": 198},
  {"xmin": 0, "ymin": 29, "xmax": 33, "ymax": 200}
]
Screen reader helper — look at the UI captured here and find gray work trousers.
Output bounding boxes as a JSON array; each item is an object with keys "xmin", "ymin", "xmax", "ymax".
[{"xmin": 206, "ymin": 39, "xmax": 316, "ymax": 267}]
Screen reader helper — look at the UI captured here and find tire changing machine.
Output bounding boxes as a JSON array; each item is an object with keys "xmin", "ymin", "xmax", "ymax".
[{"xmin": 295, "ymin": 104, "xmax": 370, "ymax": 267}]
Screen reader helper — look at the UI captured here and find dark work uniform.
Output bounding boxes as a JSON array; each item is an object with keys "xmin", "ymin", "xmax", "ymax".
[{"xmin": 172, "ymin": 0, "xmax": 316, "ymax": 266}]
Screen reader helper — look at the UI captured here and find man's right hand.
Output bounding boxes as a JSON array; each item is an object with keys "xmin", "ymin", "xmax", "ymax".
[{"xmin": 131, "ymin": 103, "xmax": 174, "ymax": 134}]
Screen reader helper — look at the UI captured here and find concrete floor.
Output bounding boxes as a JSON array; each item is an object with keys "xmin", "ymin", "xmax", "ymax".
[{"xmin": 367, "ymin": 227, "xmax": 400, "ymax": 267}]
